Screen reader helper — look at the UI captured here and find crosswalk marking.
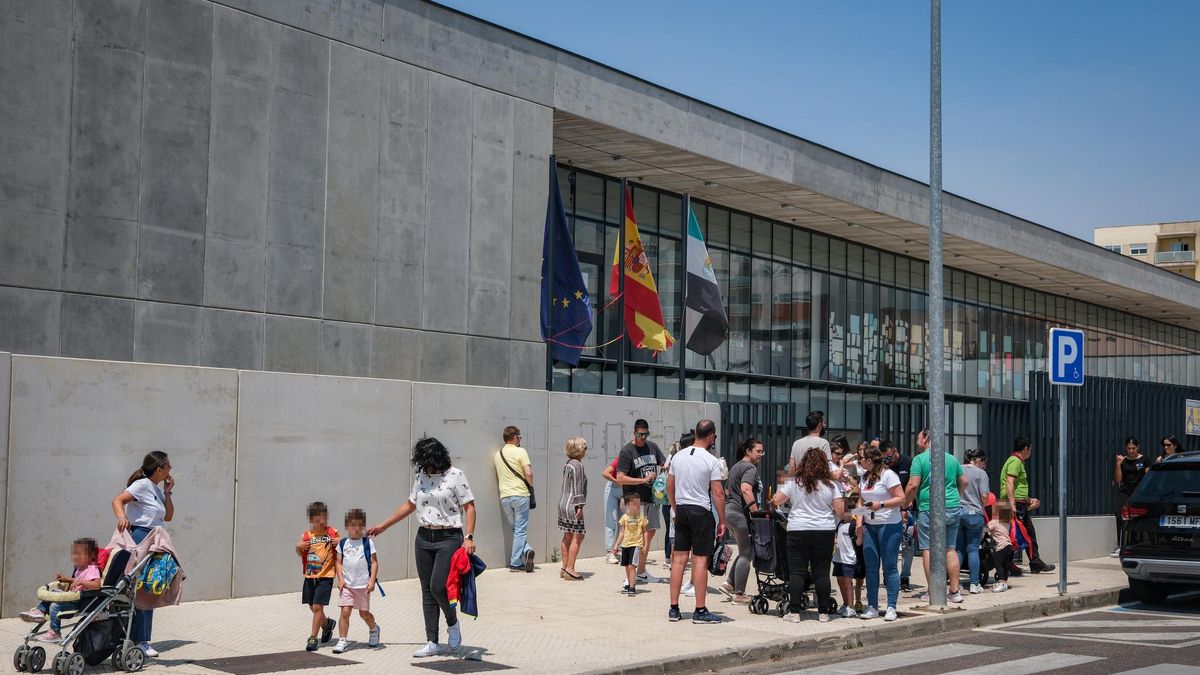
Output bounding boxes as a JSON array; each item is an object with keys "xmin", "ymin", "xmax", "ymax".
[
  {"xmin": 1037, "ymin": 619, "xmax": 1200, "ymax": 629},
  {"xmin": 937, "ymin": 653, "xmax": 1103, "ymax": 675},
  {"xmin": 785, "ymin": 643, "xmax": 998, "ymax": 674},
  {"xmin": 1068, "ymin": 632, "xmax": 1200, "ymax": 642},
  {"xmin": 1108, "ymin": 662, "xmax": 1200, "ymax": 667}
]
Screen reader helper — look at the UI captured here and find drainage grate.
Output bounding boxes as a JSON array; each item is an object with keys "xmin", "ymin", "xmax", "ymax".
[
  {"xmin": 189, "ymin": 651, "xmax": 355, "ymax": 675},
  {"xmin": 413, "ymin": 659, "xmax": 515, "ymax": 673}
]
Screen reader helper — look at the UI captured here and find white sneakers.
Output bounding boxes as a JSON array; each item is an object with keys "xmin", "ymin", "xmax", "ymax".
[
  {"xmin": 859, "ymin": 607, "xmax": 880, "ymax": 620},
  {"xmin": 139, "ymin": 643, "xmax": 159, "ymax": 658},
  {"xmin": 969, "ymin": 583, "xmax": 983, "ymax": 594},
  {"xmin": 992, "ymin": 582, "xmax": 1009, "ymax": 593},
  {"xmin": 448, "ymin": 622, "xmax": 462, "ymax": 649},
  {"xmin": 413, "ymin": 642, "xmax": 446, "ymax": 657},
  {"xmin": 1110, "ymin": 547, "xmax": 1121, "ymax": 558},
  {"xmin": 817, "ymin": 613, "xmax": 832, "ymax": 623},
  {"xmin": 636, "ymin": 571, "xmax": 664, "ymax": 584},
  {"xmin": 948, "ymin": 591, "xmax": 965, "ymax": 603},
  {"xmin": 838, "ymin": 605, "xmax": 858, "ymax": 618},
  {"xmin": 681, "ymin": 582, "xmax": 695, "ymax": 597},
  {"xmin": 606, "ymin": 553, "xmax": 619, "ymax": 564},
  {"xmin": 332, "ymin": 638, "xmax": 348, "ymax": 654},
  {"xmin": 368, "ymin": 625, "xmax": 381, "ymax": 648},
  {"xmin": 785, "ymin": 613, "xmax": 803, "ymax": 623},
  {"xmin": 883, "ymin": 607, "xmax": 898, "ymax": 622}
]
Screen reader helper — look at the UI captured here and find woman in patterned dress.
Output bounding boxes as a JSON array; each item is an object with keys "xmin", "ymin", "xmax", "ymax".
[{"xmin": 558, "ymin": 436, "xmax": 588, "ymax": 580}]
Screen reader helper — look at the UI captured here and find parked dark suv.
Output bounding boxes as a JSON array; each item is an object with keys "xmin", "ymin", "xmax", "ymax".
[{"xmin": 1119, "ymin": 451, "xmax": 1200, "ymax": 603}]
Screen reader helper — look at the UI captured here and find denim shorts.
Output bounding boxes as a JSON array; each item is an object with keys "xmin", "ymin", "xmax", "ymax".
[{"xmin": 916, "ymin": 507, "xmax": 962, "ymax": 552}]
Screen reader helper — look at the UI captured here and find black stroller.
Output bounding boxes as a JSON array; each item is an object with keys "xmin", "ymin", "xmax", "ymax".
[
  {"xmin": 747, "ymin": 509, "xmax": 837, "ymax": 616},
  {"xmin": 13, "ymin": 544, "xmax": 157, "ymax": 674}
]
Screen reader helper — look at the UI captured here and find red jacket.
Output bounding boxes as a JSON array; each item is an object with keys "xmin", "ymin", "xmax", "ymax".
[{"xmin": 446, "ymin": 548, "xmax": 486, "ymax": 618}]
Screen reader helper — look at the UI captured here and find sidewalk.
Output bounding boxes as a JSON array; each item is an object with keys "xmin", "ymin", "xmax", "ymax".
[{"xmin": 0, "ymin": 555, "xmax": 1127, "ymax": 674}]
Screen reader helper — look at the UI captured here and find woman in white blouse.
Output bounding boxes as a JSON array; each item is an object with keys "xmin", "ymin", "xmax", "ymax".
[
  {"xmin": 370, "ymin": 438, "xmax": 476, "ymax": 658},
  {"xmin": 110, "ymin": 451, "xmax": 174, "ymax": 658}
]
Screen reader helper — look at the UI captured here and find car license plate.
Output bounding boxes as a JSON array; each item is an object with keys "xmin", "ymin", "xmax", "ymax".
[{"xmin": 1159, "ymin": 515, "xmax": 1200, "ymax": 528}]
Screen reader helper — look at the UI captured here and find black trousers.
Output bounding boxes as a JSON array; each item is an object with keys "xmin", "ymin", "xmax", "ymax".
[
  {"xmin": 415, "ymin": 528, "xmax": 462, "ymax": 643},
  {"xmin": 1014, "ymin": 502, "xmax": 1043, "ymax": 563},
  {"xmin": 786, "ymin": 530, "xmax": 834, "ymax": 615},
  {"xmin": 994, "ymin": 546, "xmax": 1013, "ymax": 582}
]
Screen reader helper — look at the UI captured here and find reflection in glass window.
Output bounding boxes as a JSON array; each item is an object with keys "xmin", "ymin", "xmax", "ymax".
[
  {"xmin": 793, "ymin": 267, "xmax": 812, "ymax": 380},
  {"xmin": 728, "ymin": 253, "xmax": 752, "ymax": 372},
  {"xmin": 750, "ymin": 257, "xmax": 773, "ymax": 374},
  {"xmin": 812, "ymin": 272, "xmax": 829, "ymax": 380},
  {"xmin": 772, "ymin": 263, "xmax": 794, "ymax": 377}
]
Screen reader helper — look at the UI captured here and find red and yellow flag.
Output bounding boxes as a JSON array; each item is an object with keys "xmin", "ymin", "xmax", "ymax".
[{"xmin": 609, "ymin": 187, "xmax": 675, "ymax": 353}]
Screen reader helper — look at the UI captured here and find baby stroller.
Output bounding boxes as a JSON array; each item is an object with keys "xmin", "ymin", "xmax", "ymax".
[
  {"xmin": 747, "ymin": 510, "xmax": 789, "ymax": 616},
  {"xmin": 13, "ymin": 542, "xmax": 157, "ymax": 674}
]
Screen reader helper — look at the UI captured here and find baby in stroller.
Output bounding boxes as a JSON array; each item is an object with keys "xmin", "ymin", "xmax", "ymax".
[{"xmin": 20, "ymin": 538, "xmax": 103, "ymax": 642}]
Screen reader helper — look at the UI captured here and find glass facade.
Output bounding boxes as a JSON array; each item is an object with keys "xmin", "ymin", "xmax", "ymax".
[{"xmin": 553, "ymin": 166, "xmax": 1200, "ymax": 439}]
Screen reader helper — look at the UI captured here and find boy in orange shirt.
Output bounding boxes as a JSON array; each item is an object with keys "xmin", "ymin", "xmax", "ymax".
[{"xmin": 297, "ymin": 501, "xmax": 339, "ymax": 651}]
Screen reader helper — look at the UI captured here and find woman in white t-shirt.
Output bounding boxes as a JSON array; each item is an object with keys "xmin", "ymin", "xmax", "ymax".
[
  {"xmin": 111, "ymin": 451, "xmax": 174, "ymax": 657},
  {"xmin": 857, "ymin": 444, "xmax": 906, "ymax": 621},
  {"xmin": 369, "ymin": 437, "xmax": 476, "ymax": 658},
  {"xmin": 770, "ymin": 447, "xmax": 844, "ymax": 623}
]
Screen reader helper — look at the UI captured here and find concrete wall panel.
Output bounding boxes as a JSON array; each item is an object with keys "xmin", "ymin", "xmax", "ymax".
[
  {"xmin": 218, "ymin": 0, "xmax": 382, "ymax": 53},
  {"xmin": 133, "ymin": 301, "xmax": 203, "ymax": 366},
  {"xmin": 467, "ymin": 89, "xmax": 514, "ymax": 338},
  {"xmin": 1031, "ymin": 515, "xmax": 1115, "ymax": 565},
  {"xmin": 3, "ymin": 356, "xmax": 238, "ymax": 616},
  {"xmin": 419, "ymin": 331, "xmax": 466, "ymax": 385},
  {"xmin": 509, "ymin": 100, "xmax": 552, "ymax": 343},
  {"xmin": 265, "ymin": 27, "xmax": 328, "ymax": 317},
  {"xmin": 466, "ymin": 336, "xmax": 509, "ymax": 388},
  {"xmin": 200, "ymin": 308, "xmax": 264, "ymax": 371},
  {"xmin": 205, "ymin": 6, "xmax": 274, "ymax": 312},
  {"xmin": 0, "ymin": 353, "xmax": 10, "ymax": 603},
  {"xmin": 319, "ymin": 320, "xmax": 373, "ymax": 377},
  {"xmin": 0, "ymin": 5, "xmax": 71, "ymax": 289},
  {"xmin": 136, "ymin": 0, "xmax": 212, "ymax": 304},
  {"xmin": 233, "ymin": 371, "xmax": 412, "ymax": 597},
  {"xmin": 59, "ymin": 294, "xmax": 133, "ymax": 361},
  {"xmin": 372, "ymin": 326, "xmax": 422, "ymax": 381},
  {"xmin": 422, "ymin": 74, "xmax": 472, "ymax": 333},
  {"xmin": 375, "ymin": 60, "xmax": 429, "ymax": 329},
  {"xmin": 323, "ymin": 44, "xmax": 381, "ymax": 324},
  {"xmin": 64, "ymin": 0, "xmax": 146, "ymax": 297},
  {"xmin": 507, "ymin": 340, "xmax": 544, "ymax": 391},
  {"xmin": 0, "ymin": 288, "xmax": 60, "ymax": 357},
  {"xmin": 409, "ymin": 383, "xmax": 550, "ymax": 567},
  {"xmin": 264, "ymin": 315, "xmax": 320, "ymax": 374}
]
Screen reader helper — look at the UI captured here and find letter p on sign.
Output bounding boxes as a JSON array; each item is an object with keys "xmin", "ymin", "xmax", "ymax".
[{"xmin": 1048, "ymin": 328, "xmax": 1085, "ymax": 386}]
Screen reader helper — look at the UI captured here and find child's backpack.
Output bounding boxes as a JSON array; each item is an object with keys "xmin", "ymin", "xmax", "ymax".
[
  {"xmin": 137, "ymin": 552, "xmax": 179, "ymax": 596},
  {"xmin": 651, "ymin": 472, "xmax": 669, "ymax": 506},
  {"xmin": 707, "ymin": 536, "xmax": 731, "ymax": 576},
  {"xmin": 338, "ymin": 537, "xmax": 386, "ymax": 596}
]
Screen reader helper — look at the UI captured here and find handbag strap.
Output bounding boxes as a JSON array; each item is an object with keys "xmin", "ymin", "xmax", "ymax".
[{"xmin": 499, "ymin": 446, "xmax": 534, "ymax": 493}]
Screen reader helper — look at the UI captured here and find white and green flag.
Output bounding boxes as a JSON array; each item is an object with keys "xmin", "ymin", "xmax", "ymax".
[{"xmin": 684, "ymin": 205, "xmax": 728, "ymax": 355}]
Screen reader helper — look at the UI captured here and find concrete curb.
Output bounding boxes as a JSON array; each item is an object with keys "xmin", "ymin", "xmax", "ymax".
[{"xmin": 589, "ymin": 586, "xmax": 1125, "ymax": 675}]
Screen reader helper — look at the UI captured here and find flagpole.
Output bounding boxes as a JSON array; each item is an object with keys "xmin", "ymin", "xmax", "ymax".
[
  {"xmin": 678, "ymin": 193, "xmax": 690, "ymax": 400},
  {"xmin": 616, "ymin": 177, "xmax": 628, "ymax": 396},
  {"xmin": 545, "ymin": 155, "xmax": 557, "ymax": 391}
]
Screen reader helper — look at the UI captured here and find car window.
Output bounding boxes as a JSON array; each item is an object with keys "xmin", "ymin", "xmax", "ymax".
[{"xmin": 1132, "ymin": 466, "xmax": 1200, "ymax": 502}]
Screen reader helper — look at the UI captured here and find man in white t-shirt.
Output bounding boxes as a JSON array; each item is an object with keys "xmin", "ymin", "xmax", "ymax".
[
  {"xmin": 666, "ymin": 419, "xmax": 726, "ymax": 624},
  {"xmin": 789, "ymin": 410, "xmax": 832, "ymax": 471}
]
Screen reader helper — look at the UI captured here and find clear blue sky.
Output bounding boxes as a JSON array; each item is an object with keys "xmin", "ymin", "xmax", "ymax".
[{"xmin": 439, "ymin": 0, "xmax": 1199, "ymax": 241}]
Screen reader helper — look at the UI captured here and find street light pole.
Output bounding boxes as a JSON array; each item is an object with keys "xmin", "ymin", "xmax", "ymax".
[{"xmin": 927, "ymin": 0, "xmax": 948, "ymax": 608}]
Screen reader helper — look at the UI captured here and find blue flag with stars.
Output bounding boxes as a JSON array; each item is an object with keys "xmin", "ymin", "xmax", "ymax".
[{"xmin": 540, "ymin": 164, "xmax": 593, "ymax": 366}]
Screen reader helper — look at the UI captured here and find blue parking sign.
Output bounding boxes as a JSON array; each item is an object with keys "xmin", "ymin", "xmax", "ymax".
[{"xmin": 1049, "ymin": 327, "xmax": 1085, "ymax": 386}]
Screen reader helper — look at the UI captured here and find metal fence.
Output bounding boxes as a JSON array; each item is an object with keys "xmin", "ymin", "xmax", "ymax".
[{"xmin": 720, "ymin": 401, "xmax": 797, "ymax": 494}]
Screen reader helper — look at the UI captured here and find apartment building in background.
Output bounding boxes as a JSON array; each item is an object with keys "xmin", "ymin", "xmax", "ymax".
[{"xmin": 1094, "ymin": 221, "xmax": 1200, "ymax": 281}]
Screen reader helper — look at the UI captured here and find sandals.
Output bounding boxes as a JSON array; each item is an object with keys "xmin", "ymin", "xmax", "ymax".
[{"xmin": 560, "ymin": 568, "xmax": 583, "ymax": 581}]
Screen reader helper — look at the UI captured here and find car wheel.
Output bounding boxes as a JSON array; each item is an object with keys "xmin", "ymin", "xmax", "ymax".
[{"xmin": 1129, "ymin": 577, "xmax": 1171, "ymax": 604}]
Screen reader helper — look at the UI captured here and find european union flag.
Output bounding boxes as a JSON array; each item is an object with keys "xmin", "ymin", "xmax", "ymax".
[{"xmin": 540, "ymin": 163, "xmax": 593, "ymax": 366}]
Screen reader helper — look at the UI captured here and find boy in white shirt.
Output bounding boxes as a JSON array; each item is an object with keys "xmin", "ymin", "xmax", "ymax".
[{"xmin": 333, "ymin": 509, "xmax": 381, "ymax": 653}]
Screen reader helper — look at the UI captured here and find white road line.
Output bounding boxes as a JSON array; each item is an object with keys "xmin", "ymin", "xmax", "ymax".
[
  {"xmin": 938, "ymin": 653, "xmax": 1103, "ymax": 675},
  {"xmin": 1035, "ymin": 619, "xmax": 1200, "ymax": 629},
  {"xmin": 1104, "ymin": 662, "xmax": 1200, "ymax": 667},
  {"xmin": 1066, "ymin": 632, "xmax": 1200, "ymax": 642},
  {"xmin": 784, "ymin": 643, "xmax": 999, "ymax": 674}
]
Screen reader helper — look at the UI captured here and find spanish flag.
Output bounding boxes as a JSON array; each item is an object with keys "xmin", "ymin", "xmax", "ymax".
[{"xmin": 610, "ymin": 187, "xmax": 674, "ymax": 353}]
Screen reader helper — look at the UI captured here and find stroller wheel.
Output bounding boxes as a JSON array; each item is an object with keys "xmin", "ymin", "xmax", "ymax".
[
  {"xmin": 122, "ymin": 646, "xmax": 145, "ymax": 673},
  {"xmin": 111, "ymin": 648, "xmax": 123, "ymax": 671},
  {"xmin": 28, "ymin": 647, "xmax": 45, "ymax": 673},
  {"xmin": 751, "ymin": 596, "xmax": 768, "ymax": 615},
  {"xmin": 65, "ymin": 653, "xmax": 86, "ymax": 675},
  {"xmin": 13, "ymin": 645, "xmax": 29, "ymax": 672},
  {"xmin": 51, "ymin": 652, "xmax": 66, "ymax": 675}
]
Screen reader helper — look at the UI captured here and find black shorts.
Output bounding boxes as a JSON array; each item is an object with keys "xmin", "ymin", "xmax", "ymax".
[
  {"xmin": 620, "ymin": 546, "xmax": 640, "ymax": 567},
  {"xmin": 302, "ymin": 577, "xmax": 334, "ymax": 606},
  {"xmin": 673, "ymin": 504, "xmax": 716, "ymax": 558},
  {"xmin": 833, "ymin": 562, "xmax": 858, "ymax": 579}
]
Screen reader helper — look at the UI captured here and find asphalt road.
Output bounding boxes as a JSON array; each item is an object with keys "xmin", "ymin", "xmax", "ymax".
[{"xmin": 714, "ymin": 594, "xmax": 1200, "ymax": 675}]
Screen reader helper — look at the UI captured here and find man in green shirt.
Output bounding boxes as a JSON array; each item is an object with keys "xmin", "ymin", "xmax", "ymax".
[
  {"xmin": 905, "ymin": 430, "xmax": 969, "ymax": 603},
  {"xmin": 1001, "ymin": 438, "xmax": 1054, "ymax": 574}
]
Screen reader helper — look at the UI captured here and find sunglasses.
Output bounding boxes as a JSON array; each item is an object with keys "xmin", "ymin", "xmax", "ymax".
[{"xmin": 635, "ymin": 432, "xmax": 650, "ymax": 438}]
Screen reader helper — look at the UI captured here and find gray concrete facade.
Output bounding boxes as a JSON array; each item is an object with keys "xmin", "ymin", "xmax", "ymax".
[{"xmin": 0, "ymin": 0, "xmax": 550, "ymax": 386}]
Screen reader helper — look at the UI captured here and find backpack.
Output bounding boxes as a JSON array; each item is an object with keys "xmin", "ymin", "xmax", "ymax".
[
  {"xmin": 651, "ymin": 472, "xmax": 669, "ymax": 506},
  {"xmin": 708, "ymin": 538, "xmax": 731, "ymax": 576},
  {"xmin": 338, "ymin": 538, "xmax": 386, "ymax": 596},
  {"xmin": 136, "ymin": 552, "xmax": 179, "ymax": 596}
]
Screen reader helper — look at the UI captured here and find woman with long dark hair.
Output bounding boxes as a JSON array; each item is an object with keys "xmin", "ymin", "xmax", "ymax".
[
  {"xmin": 720, "ymin": 437, "xmax": 764, "ymax": 605},
  {"xmin": 1158, "ymin": 435, "xmax": 1183, "ymax": 463},
  {"xmin": 771, "ymin": 447, "xmax": 845, "ymax": 623},
  {"xmin": 857, "ymin": 445, "xmax": 906, "ymax": 621},
  {"xmin": 111, "ymin": 451, "xmax": 174, "ymax": 657},
  {"xmin": 370, "ymin": 438, "xmax": 477, "ymax": 657},
  {"xmin": 1113, "ymin": 436, "xmax": 1148, "ymax": 556}
]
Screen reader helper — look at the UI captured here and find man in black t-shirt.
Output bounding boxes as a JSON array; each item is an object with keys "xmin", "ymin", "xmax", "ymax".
[{"xmin": 616, "ymin": 418, "xmax": 666, "ymax": 583}]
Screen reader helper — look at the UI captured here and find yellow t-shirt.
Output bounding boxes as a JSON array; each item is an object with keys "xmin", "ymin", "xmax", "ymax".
[
  {"xmin": 494, "ymin": 444, "xmax": 531, "ymax": 499},
  {"xmin": 619, "ymin": 513, "xmax": 649, "ymax": 548}
]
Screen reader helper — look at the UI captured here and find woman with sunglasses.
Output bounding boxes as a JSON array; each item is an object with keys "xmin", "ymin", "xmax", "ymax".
[{"xmin": 1157, "ymin": 435, "xmax": 1183, "ymax": 463}]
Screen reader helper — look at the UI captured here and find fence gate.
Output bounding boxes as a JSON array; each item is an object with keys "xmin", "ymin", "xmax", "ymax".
[
  {"xmin": 863, "ymin": 401, "xmax": 928, "ymax": 456},
  {"xmin": 720, "ymin": 401, "xmax": 797, "ymax": 491}
]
